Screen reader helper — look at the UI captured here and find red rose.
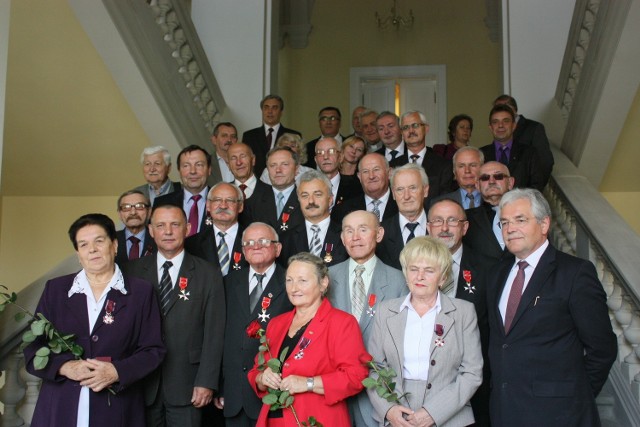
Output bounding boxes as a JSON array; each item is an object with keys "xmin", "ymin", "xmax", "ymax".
[{"xmin": 246, "ymin": 320, "xmax": 263, "ymax": 339}]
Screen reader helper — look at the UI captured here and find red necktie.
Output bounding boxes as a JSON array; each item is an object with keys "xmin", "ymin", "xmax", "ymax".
[
  {"xmin": 128, "ymin": 236, "xmax": 140, "ymax": 260},
  {"xmin": 504, "ymin": 261, "xmax": 528, "ymax": 333},
  {"xmin": 239, "ymin": 184, "xmax": 248, "ymax": 200},
  {"xmin": 188, "ymin": 195, "xmax": 202, "ymax": 236},
  {"xmin": 266, "ymin": 128, "xmax": 274, "ymax": 149}
]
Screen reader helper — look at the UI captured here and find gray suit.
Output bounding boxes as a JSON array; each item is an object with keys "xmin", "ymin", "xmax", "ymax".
[
  {"xmin": 328, "ymin": 257, "xmax": 408, "ymax": 427},
  {"xmin": 367, "ymin": 294, "xmax": 482, "ymax": 427}
]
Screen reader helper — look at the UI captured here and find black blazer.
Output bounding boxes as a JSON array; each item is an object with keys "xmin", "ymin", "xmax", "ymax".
[
  {"xmin": 487, "ymin": 244, "xmax": 616, "ymax": 426},
  {"xmin": 184, "ymin": 224, "xmax": 247, "ymax": 272},
  {"xmin": 514, "ymin": 115, "xmax": 554, "ymax": 187},
  {"xmin": 330, "ymin": 194, "xmax": 399, "ymax": 224},
  {"xmin": 376, "ymin": 213, "xmax": 428, "ymax": 270},
  {"xmin": 479, "ymin": 142, "xmax": 545, "ymax": 191},
  {"xmin": 334, "ymin": 174, "xmax": 364, "ymax": 208},
  {"xmin": 238, "ymin": 179, "xmax": 272, "ymax": 228},
  {"xmin": 242, "ymin": 185, "xmax": 304, "ymax": 240},
  {"xmin": 221, "ymin": 265, "xmax": 293, "ymax": 419},
  {"xmin": 277, "ymin": 220, "xmax": 347, "ymax": 268},
  {"xmin": 122, "ymin": 252, "xmax": 225, "ymax": 406},
  {"xmin": 463, "ymin": 203, "xmax": 509, "ymax": 261},
  {"xmin": 389, "ymin": 147, "xmax": 455, "ymax": 198},
  {"xmin": 242, "ymin": 125, "xmax": 301, "ymax": 177},
  {"xmin": 153, "ymin": 188, "xmax": 209, "ymax": 234},
  {"xmin": 115, "ymin": 229, "xmax": 156, "ymax": 267}
]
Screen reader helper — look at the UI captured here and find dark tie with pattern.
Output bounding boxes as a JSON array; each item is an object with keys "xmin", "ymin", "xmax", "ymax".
[
  {"xmin": 466, "ymin": 193, "xmax": 476, "ymax": 209},
  {"xmin": 499, "ymin": 146, "xmax": 509, "ymax": 165},
  {"xmin": 504, "ymin": 261, "xmax": 529, "ymax": 333},
  {"xmin": 390, "ymin": 149, "xmax": 399, "ymax": 161},
  {"xmin": 217, "ymin": 231, "xmax": 230, "ymax": 275},
  {"xmin": 249, "ymin": 273, "xmax": 265, "ymax": 311},
  {"xmin": 410, "ymin": 154, "xmax": 419, "ymax": 164},
  {"xmin": 309, "ymin": 225, "xmax": 322, "ymax": 256},
  {"xmin": 406, "ymin": 222, "xmax": 419, "ymax": 243},
  {"xmin": 188, "ymin": 194, "xmax": 202, "ymax": 236},
  {"xmin": 371, "ymin": 199, "xmax": 382, "ymax": 220},
  {"xmin": 239, "ymin": 184, "xmax": 248, "ymax": 200},
  {"xmin": 128, "ymin": 236, "xmax": 140, "ymax": 260},
  {"xmin": 267, "ymin": 128, "xmax": 274, "ymax": 149},
  {"xmin": 159, "ymin": 261, "xmax": 173, "ymax": 315}
]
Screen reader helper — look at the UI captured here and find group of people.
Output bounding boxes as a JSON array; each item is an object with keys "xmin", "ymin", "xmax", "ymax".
[{"xmin": 23, "ymin": 93, "xmax": 617, "ymax": 427}]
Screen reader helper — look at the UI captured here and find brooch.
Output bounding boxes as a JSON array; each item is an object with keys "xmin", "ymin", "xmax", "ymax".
[
  {"xmin": 232, "ymin": 252, "xmax": 242, "ymax": 270},
  {"xmin": 178, "ymin": 277, "xmax": 190, "ymax": 300},
  {"xmin": 205, "ymin": 216, "xmax": 213, "ymax": 226},
  {"xmin": 323, "ymin": 243, "xmax": 334, "ymax": 263},
  {"xmin": 434, "ymin": 323, "xmax": 444, "ymax": 347},
  {"xmin": 294, "ymin": 336, "xmax": 311, "ymax": 360},
  {"xmin": 280, "ymin": 212, "xmax": 290, "ymax": 231},
  {"xmin": 103, "ymin": 299, "xmax": 116, "ymax": 324},
  {"xmin": 257, "ymin": 293, "xmax": 273, "ymax": 322},
  {"xmin": 463, "ymin": 270, "xmax": 475, "ymax": 294},
  {"xmin": 366, "ymin": 294, "xmax": 377, "ymax": 317}
]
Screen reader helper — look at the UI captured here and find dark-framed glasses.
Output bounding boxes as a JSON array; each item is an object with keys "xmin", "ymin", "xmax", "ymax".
[
  {"xmin": 119, "ymin": 203, "xmax": 149, "ymax": 212},
  {"xmin": 479, "ymin": 173, "xmax": 508, "ymax": 182},
  {"xmin": 242, "ymin": 238, "xmax": 279, "ymax": 248}
]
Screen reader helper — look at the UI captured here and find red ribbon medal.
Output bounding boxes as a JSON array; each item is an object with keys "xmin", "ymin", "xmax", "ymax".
[
  {"xmin": 280, "ymin": 212, "xmax": 290, "ymax": 230},
  {"xmin": 366, "ymin": 294, "xmax": 377, "ymax": 316},
  {"xmin": 323, "ymin": 243, "xmax": 334, "ymax": 263},
  {"xmin": 103, "ymin": 299, "xmax": 116, "ymax": 324},
  {"xmin": 463, "ymin": 270, "xmax": 475, "ymax": 294},
  {"xmin": 178, "ymin": 277, "xmax": 190, "ymax": 300},
  {"xmin": 258, "ymin": 293, "xmax": 274, "ymax": 323},
  {"xmin": 233, "ymin": 251, "xmax": 242, "ymax": 270}
]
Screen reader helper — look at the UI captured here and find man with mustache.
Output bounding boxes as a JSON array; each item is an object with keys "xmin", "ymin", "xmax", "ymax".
[
  {"xmin": 463, "ymin": 161, "xmax": 515, "ymax": 260},
  {"xmin": 277, "ymin": 170, "xmax": 347, "ymax": 267},
  {"xmin": 185, "ymin": 182, "xmax": 247, "ymax": 276},
  {"xmin": 427, "ymin": 199, "xmax": 493, "ymax": 426},
  {"xmin": 115, "ymin": 189, "xmax": 155, "ymax": 266}
]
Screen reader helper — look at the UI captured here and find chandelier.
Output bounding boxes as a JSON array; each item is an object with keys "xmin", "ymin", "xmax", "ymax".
[{"xmin": 376, "ymin": 0, "xmax": 414, "ymax": 31}]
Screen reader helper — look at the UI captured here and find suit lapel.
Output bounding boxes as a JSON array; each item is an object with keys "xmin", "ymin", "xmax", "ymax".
[
  {"xmin": 430, "ymin": 296, "xmax": 455, "ymax": 356},
  {"xmin": 360, "ymin": 260, "xmax": 390, "ymax": 333},
  {"xmin": 386, "ymin": 304, "xmax": 407, "ymax": 380},
  {"xmin": 91, "ymin": 288, "xmax": 127, "ymax": 335},
  {"xmin": 65, "ymin": 292, "xmax": 90, "ymax": 334},
  {"xmin": 494, "ymin": 257, "xmax": 514, "ymax": 336},
  {"xmin": 331, "ymin": 262, "xmax": 352, "ymax": 313},
  {"xmin": 167, "ymin": 254, "xmax": 194, "ymax": 315}
]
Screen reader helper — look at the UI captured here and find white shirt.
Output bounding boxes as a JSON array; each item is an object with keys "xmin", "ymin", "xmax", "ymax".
[
  {"xmin": 499, "ymin": 240, "xmax": 550, "ymax": 323},
  {"xmin": 400, "ymin": 292, "xmax": 442, "ymax": 380},
  {"xmin": 306, "ymin": 216, "xmax": 331, "ymax": 249},
  {"xmin": 217, "ymin": 154, "xmax": 234, "ymax": 183},
  {"xmin": 399, "ymin": 211, "xmax": 428, "ymax": 244},
  {"xmin": 68, "ymin": 266, "xmax": 127, "ymax": 427},
  {"xmin": 364, "ymin": 189, "xmax": 391, "ymax": 220},
  {"xmin": 156, "ymin": 250, "xmax": 186, "ymax": 287},
  {"xmin": 234, "ymin": 174, "xmax": 257, "ymax": 199},
  {"xmin": 248, "ymin": 263, "xmax": 276, "ymax": 295}
]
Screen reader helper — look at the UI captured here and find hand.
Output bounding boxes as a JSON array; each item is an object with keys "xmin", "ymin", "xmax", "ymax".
[
  {"xmin": 213, "ymin": 396, "xmax": 224, "ymax": 410},
  {"xmin": 59, "ymin": 360, "xmax": 94, "ymax": 381},
  {"xmin": 79, "ymin": 359, "xmax": 119, "ymax": 392},
  {"xmin": 191, "ymin": 387, "xmax": 213, "ymax": 408},
  {"xmin": 257, "ymin": 367, "xmax": 282, "ymax": 391},
  {"xmin": 406, "ymin": 407, "xmax": 434, "ymax": 427},
  {"xmin": 279, "ymin": 375, "xmax": 307, "ymax": 395},
  {"xmin": 386, "ymin": 405, "xmax": 414, "ymax": 427}
]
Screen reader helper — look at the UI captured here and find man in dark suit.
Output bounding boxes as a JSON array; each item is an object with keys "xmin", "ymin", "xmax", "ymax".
[
  {"xmin": 133, "ymin": 146, "xmax": 181, "ymax": 206},
  {"xmin": 213, "ymin": 222, "xmax": 293, "ymax": 427},
  {"xmin": 377, "ymin": 163, "xmax": 430, "ymax": 269},
  {"xmin": 243, "ymin": 147, "xmax": 304, "ymax": 240},
  {"xmin": 123, "ymin": 204, "xmax": 225, "ymax": 427},
  {"xmin": 427, "ymin": 199, "xmax": 494, "ymax": 427},
  {"xmin": 278, "ymin": 170, "xmax": 347, "ymax": 267},
  {"xmin": 313, "ymin": 136, "xmax": 363, "ymax": 209},
  {"xmin": 115, "ymin": 190, "xmax": 155, "ymax": 266},
  {"xmin": 328, "ymin": 210, "xmax": 407, "ymax": 427},
  {"xmin": 185, "ymin": 182, "xmax": 246, "ymax": 275},
  {"xmin": 375, "ymin": 111, "xmax": 406, "ymax": 163},
  {"xmin": 360, "ymin": 109, "xmax": 383, "ymax": 152},
  {"xmin": 154, "ymin": 145, "xmax": 212, "ymax": 237},
  {"xmin": 487, "ymin": 188, "xmax": 616, "ymax": 426},
  {"xmin": 391, "ymin": 110, "xmax": 454, "ymax": 198},
  {"xmin": 493, "ymin": 94, "xmax": 554, "ymax": 186},
  {"xmin": 241, "ymin": 94, "xmax": 301, "ymax": 177},
  {"xmin": 431, "ymin": 146, "xmax": 484, "ymax": 210},
  {"xmin": 463, "ymin": 161, "xmax": 514, "ymax": 261},
  {"xmin": 331, "ymin": 153, "xmax": 398, "ymax": 224},
  {"xmin": 304, "ymin": 106, "xmax": 345, "ymax": 169},
  {"xmin": 480, "ymin": 104, "xmax": 545, "ymax": 191}
]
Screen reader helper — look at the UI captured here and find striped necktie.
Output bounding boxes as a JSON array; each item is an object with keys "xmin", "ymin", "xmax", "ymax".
[
  {"xmin": 352, "ymin": 265, "xmax": 366, "ymax": 319},
  {"xmin": 159, "ymin": 261, "xmax": 173, "ymax": 315},
  {"xmin": 309, "ymin": 225, "xmax": 322, "ymax": 256},
  {"xmin": 217, "ymin": 231, "xmax": 230, "ymax": 275}
]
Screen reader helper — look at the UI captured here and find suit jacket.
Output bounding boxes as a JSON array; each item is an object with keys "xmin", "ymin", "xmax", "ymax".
[
  {"xmin": 123, "ymin": 252, "xmax": 225, "ymax": 406},
  {"xmin": 248, "ymin": 298, "xmax": 371, "ymax": 427},
  {"xmin": 238, "ymin": 178, "xmax": 272, "ymax": 227},
  {"xmin": 514, "ymin": 115, "xmax": 554, "ymax": 187},
  {"xmin": 463, "ymin": 203, "xmax": 509, "ymax": 261},
  {"xmin": 331, "ymin": 193, "xmax": 399, "ymax": 225},
  {"xmin": 184, "ymin": 223, "xmax": 247, "ymax": 272},
  {"xmin": 328, "ymin": 257, "xmax": 409, "ymax": 427},
  {"xmin": 376, "ymin": 213, "xmax": 428, "ymax": 270},
  {"xmin": 367, "ymin": 294, "xmax": 482, "ymax": 427},
  {"xmin": 334, "ymin": 173, "xmax": 364, "ymax": 208},
  {"xmin": 24, "ymin": 273, "xmax": 165, "ymax": 427},
  {"xmin": 375, "ymin": 144, "xmax": 407, "ymax": 163},
  {"xmin": 479, "ymin": 142, "xmax": 545, "ymax": 191},
  {"xmin": 277, "ymin": 220, "xmax": 347, "ymax": 267},
  {"xmin": 115, "ymin": 229, "xmax": 156, "ymax": 267},
  {"xmin": 221, "ymin": 264, "xmax": 293, "ymax": 419},
  {"xmin": 389, "ymin": 147, "xmax": 455, "ymax": 198},
  {"xmin": 153, "ymin": 187, "xmax": 210, "ymax": 234},
  {"xmin": 242, "ymin": 125, "xmax": 301, "ymax": 177},
  {"xmin": 243, "ymin": 184, "xmax": 305, "ymax": 240},
  {"xmin": 487, "ymin": 244, "xmax": 616, "ymax": 427}
]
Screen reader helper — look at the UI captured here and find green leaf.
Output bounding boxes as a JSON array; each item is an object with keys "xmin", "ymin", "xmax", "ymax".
[
  {"xmin": 31, "ymin": 320, "xmax": 45, "ymax": 336},
  {"xmin": 284, "ymin": 396, "xmax": 294, "ymax": 407},
  {"xmin": 388, "ymin": 381, "xmax": 396, "ymax": 391},
  {"xmin": 386, "ymin": 394, "xmax": 398, "ymax": 403},
  {"xmin": 362, "ymin": 378, "xmax": 377, "ymax": 388},
  {"xmin": 258, "ymin": 345, "xmax": 268, "ymax": 352},
  {"xmin": 266, "ymin": 358, "xmax": 281, "ymax": 372},
  {"xmin": 279, "ymin": 346, "xmax": 289, "ymax": 363},
  {"xmin": 33, "ymin": 355, "xmax": 48, "ymax": 370},
  {"xmin": 72, "ymin": 344, "xmax": 84, "ymax": 357},
  {"xmin": 0, "ymin": 304, "xmax": 5, "ymax": 312},
  {"xmin": 22, "ymin": 330, "xmax": 36, "ymax": 343},
  {"xmin": 35, "ymin": 347, "xmax": 50, "ymax": 357},
  {"xmin": 10, "ymin": 292, "xmax": 18, "ymax": 303},
  {"xmin": 48, "ymin": 328, "xmax": 54, "ymax": 340},
  {"xmin": 262, "ymin": 394, "xmax": 278, "ymax": 405},
  {"xmin": 376, "ymin": 385, "xmax": 386, "ymax": 397},
  {"xmin": 49, "ymin": 342, "xmax": 62, "ymax": 354},
  {"xmin": 14, "ymin": 312, "xmax": 25, "ymax": 322},
  {"xmin": 278, "ymin": 391, "xmax": 290, "ymax": 404}
]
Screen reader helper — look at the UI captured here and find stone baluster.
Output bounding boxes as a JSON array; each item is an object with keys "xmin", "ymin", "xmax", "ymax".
[
  {"xmin": 18, "ymin": 361, "xmax": 41, "ymax": 425},
  {"xmin": 0, "ymin": 349, "xmax": 26, "ymax": 426}
]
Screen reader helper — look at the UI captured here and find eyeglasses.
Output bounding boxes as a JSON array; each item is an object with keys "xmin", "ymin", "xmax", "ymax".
[
  {"xmin": 207, "ymin": 197, "xmax": 242, "ymax": 205},
  {"xmin": 315, "ymin": 148, "xmax": 339, "ymax": 156},
  {"xmin": 400, "ymin": 123, "xmax": 425, "ymax": 131},
  {"xmin": 319, "ymin": 115, "xmax": 340, "ymax": 122},
  {"xmin": 499, "ymin": 217, "xmax": 532, "ymax": 229},
  {"xmin": 119, "ymin": 203, "xmax": 149, "ymax": 212},
  {"xmin": 241, "ymin": 238, "xmax": 279, "ymax": 248},
  {"xmin": 427, "ymin": 218, "xmax": 467, "ymax": 227},
  {"xmin": 479, "ymin": 173, "xmax": 508, "ymax": 182}
]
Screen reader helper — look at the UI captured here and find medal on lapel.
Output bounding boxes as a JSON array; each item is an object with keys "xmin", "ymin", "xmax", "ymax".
[
  {"xmin": 323, "ymin": 243, "xmax": 334, "ymax": 263},
  {"xmin": 103, "ymin": 299, "xmax": 116, "ymax": 325},
  {"xmin": 294, "ymin": 336, "xmax": 311, "ymax": 360},
  {"xmin": 232, "ymin": 252, "xmax": 242, "ymax": 270},
  {"xmin": 366, "ymin": 294, "xmax": 377, "ymax": 317},
  {"xmin": 280, "ymin": 212, "xmax": 290, "ymax": 231},
  {"xmin": 434, "ymin": 323, "xmax": 445, "ymax": 347},
  {"xmin": 178, "ymin": 277, "xmax": 190, "ymax": 300},
  {"xmin": 463, "ymin": 270, "xmax": 475, "ymax": 294},
  {"xmin": 257, "ymin": 293, "xmax": 273, "ymax": 322}
]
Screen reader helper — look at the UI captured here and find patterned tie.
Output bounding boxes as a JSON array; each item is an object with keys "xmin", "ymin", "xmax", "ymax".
[
  {"xmin": 352, "ymin": 265, "xmax": 366, "ymax": 320},
  {"xmin": 466, "ymin": 193, "xmax": 476, "ymax": 209},
  {"xmin": 266, "ymin": 127, "xmax": 274, "ymax": 149},
  {"xmin": 405, "ymin": 222, "xmax": 419, "ymax": 243},
  {"xmin": 128, "ymin": 236, "xmax": 140, "ymax": 260},
  {"xmin": 410, "ymin": 154, "xmax": 419, "ymax": 163},
  {"xmin": 188, "ymin": 195, "xmax": 202, "ymax": 236},
  {"xmin": 390, "ymin": 149, "xmax": 399, "ymax": 161},
  {"xmin": 249, "ymin": 273, "xmax": 265, "ymax": 311},
  {"xmin": 371, "ymin": 199, "xmax": 382, "ymax": 221},
  {"xmin": 309, "ymin": 225, "xmax": 322, "ymax": 256},
  {"xmin": 276, "ymin": 192, "xmax": 285, "ymax": 218},
  {"xmin": 239, "ymin": 184, "xmax": 248, "ymax": 200},
  {"xmin": 159, "ymin": 261, "xmax": 173, "ymax": 315},
  {"xmin": 217, "ymin": 231, "xmax": 230, "ymax": 275},
  {"xmin": 504, "ymin": 261, "xmax": 529, "ymax": 333},
  {"xmin": 499, "ymin": 146, "xmax": 509, "ymax": 165}
]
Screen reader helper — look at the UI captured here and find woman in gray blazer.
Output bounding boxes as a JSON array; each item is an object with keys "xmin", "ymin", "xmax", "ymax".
[{"xmin": 367, "ymin": 236, "xmax": 482, "ymax": 427}]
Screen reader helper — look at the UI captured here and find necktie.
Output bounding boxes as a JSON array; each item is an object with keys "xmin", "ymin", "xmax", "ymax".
[
  {"xmin": 390, "ymin": 149, "xmax": 399, "ymax": 161},
  {"xmin": 309, "ymin": 224, "xmax": 322, "ymax": 256},
  {"xmin": 405, "ymin": 222, "xmax": 419, "ymax": 243},
  {"xmin": 128, "ymin": 236, "xmax": 140, "ymax": 260},
  {"xmin": 410, "ymin": 154, "xmax": 419, "ymax": 164},
  {"xmin": 466, "ymin": 193, "xmax": 476, "ymax": 209},
  {"xmin": 249, "ymin": 273, "xmax": 265, "ymax": 311},
  {"xmin": 352, "ymin": 265, "xmax": 366, "ymax": 320},
  {"xmin": 159, "ymin": 261, "xmax": 173, "ymax": 315},
  {"xmin": 239, "ymin": 184, "xmax": 248, "ymax": 200},
  {"xmin": 276, "ymin": 192, "xmax": 285, "ymax": 218},
  {"xmin": 504, "ymin": 261, "xmax": 529, "ymax": 333},
  {"xmin": 499, "ymin": 147, "xmax": 509, "ymax": 165},
  {"xmin": 267, "ymin": 127, "xmax": 274, "ymax": 149},
  {"xmin": 217, "ymin": 231, "xmax": 230, "ymax": 275},
  {"xmin": 371, "ymin": 199, "xmax": 382, "ymax": 220},
  {"xmin": 188, "ymin": 194, "xmax": 202, "ymax": 236}
]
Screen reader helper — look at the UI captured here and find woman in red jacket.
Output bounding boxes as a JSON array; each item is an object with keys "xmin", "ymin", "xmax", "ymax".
[{"xmin": 248, "ymin": 252, "xmax": 371, "ymax": 426}]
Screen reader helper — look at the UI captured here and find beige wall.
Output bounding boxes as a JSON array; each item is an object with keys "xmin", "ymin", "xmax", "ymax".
[{"xmin": 279, "ymin": 0, "xmax": 501, "ymax": 142}]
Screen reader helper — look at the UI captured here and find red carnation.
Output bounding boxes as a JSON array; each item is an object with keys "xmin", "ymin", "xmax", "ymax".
[{"xmin": 246, "ymin": 320, "xmax": 263, "ymax": 339}]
